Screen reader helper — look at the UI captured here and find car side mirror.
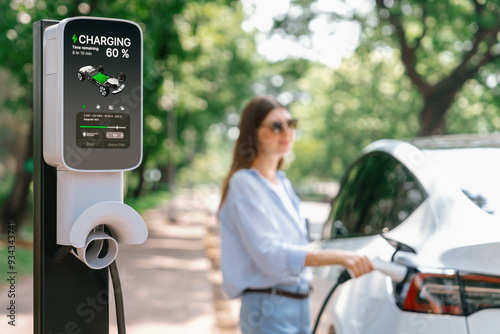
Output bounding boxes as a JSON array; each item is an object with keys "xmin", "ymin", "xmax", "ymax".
[{"xmin": 333, "ymin": 220, "xmax": 349, "ymax": 238}]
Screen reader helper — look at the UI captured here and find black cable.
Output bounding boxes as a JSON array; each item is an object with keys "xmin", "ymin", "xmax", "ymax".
[
  {"xmin": 52, "ymin": 245, "xmax": 73, "ymax": 264},
  {"xmin": 110, "ymin": 260, "xmax": 126, "ymax": 334},
  {"xmin": 51, "ymin": 233, "xmax": 127, "ymax": 332},
  {"xmin": 311, "ymin": 269, "xmax": 352, "ymax": 334}
]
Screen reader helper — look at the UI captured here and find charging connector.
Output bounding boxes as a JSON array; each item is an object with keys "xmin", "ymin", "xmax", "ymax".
[
  {"xmin": 311, "ymin": 258, "xmax": 409, "ymax": 334},
  {"xmin": 371, "ymin": 257, "xmax": 408, "ymax": 283}
]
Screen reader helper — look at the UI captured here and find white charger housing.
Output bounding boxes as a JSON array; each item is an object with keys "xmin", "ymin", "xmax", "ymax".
[{"xmin": 43, "ymin": 17, "xmax": 147, "ymax": 269}]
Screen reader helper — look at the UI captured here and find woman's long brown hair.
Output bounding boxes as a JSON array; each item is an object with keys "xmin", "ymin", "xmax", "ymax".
[{"xmin": 219, "ymin": 96, "xmax": 285, "ymax": 209}]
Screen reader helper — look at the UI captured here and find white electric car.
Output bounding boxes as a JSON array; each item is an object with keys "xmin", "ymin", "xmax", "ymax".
[{"xmin": 309, "ymin": 134, "xmax": 500, "ymax": 334}]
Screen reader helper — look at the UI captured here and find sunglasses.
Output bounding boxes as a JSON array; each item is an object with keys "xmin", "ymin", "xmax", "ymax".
[{"xmin": 261, "ymin": 119, "xmax": 298, "ymax": 134}]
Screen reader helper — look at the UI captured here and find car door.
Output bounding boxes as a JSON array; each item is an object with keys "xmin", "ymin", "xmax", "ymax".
[{"xmin": 310, "ymin": 151, "xmax": 427, "ymax": 333}]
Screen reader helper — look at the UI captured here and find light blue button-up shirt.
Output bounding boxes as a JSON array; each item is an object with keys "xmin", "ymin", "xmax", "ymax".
[{"xmin": 218, "ymin": 168, "xmax": 312, "ymax": 299}]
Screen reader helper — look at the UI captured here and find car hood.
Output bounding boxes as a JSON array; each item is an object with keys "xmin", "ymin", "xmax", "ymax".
[
  {"xmin": 420, "ymin": 209, "xmax": 500, "ymax": 276},
  {"xmin": 395, "ymin": 193, "xmax": 500, "ymax": 277}
]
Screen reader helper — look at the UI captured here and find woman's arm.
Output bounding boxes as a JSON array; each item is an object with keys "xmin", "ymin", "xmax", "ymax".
[{"xmin": 304, "ymin": 249, "xmax": 374, "ymax": 278}]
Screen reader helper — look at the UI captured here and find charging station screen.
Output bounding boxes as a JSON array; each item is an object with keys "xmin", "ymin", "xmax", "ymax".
[
  {"xmin": 77, "ymin": 112, "xmax": 130, "ymax": 148},
  {"xmin": 63, "ymin": 18, "xmax": 142, "ymax": 170}
]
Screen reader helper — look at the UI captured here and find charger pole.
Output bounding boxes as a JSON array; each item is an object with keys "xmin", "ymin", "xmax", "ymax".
[{"xmin": 33, "ymin": 20, "xmax": 109, "ymax": 333}]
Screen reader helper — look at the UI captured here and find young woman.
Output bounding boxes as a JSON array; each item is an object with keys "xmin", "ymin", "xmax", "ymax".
[{"xmin": 218, "ymin": 96, "xmax": 373, "ymax": 333}]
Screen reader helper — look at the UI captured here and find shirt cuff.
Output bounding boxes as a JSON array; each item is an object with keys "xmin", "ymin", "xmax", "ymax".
[{"xmin": 285, "ymin": 244, "xmax": 308, "ymax": 276}]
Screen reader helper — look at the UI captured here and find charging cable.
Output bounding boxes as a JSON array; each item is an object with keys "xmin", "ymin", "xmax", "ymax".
[
  {"xmin": 311, "ymin": 268, "xmax": 351, "ymax": 334},
  {"xmin": 311, "ymin": 258, "xmax": 408, "ymax": 334},
  {"xmin": 52, "ymin": 246, "xmax": 128, "ymax": 334},
  {"xmin": 110, "ymin": 260, "xmax": 126, "ymax": 334}
]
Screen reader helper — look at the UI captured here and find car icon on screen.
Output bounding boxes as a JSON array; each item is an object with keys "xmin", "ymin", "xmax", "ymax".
[{"xmin": 77, "ymin": 65, "xmax": 126, "ymax": 97}]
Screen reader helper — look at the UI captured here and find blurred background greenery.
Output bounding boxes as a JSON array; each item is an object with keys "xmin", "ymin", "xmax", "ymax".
[{"xmin": 1, "ymin": 0, "xmax": 500, "ymax": 239}]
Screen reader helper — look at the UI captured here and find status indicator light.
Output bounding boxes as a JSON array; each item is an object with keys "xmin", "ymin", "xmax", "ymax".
[{"xmin": 80, "ymin": 126, "xmax": 108, "ymax": 129}]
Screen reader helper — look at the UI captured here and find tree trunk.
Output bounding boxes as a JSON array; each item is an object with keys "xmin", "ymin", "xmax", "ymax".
[
  {"xmin": 418, "ymin": 78, "xmax": 463, "ymax": 136},
  {"xmin": 1, "ymin": 116, "xmax": 33, "ymax": 233},
  {"xmin": 166, "ymin": 162, "xmax": 176, "ymax": 191},
  {"xmin": 419, "ymin": 95, "xmax": 452, "ymax": 136}
]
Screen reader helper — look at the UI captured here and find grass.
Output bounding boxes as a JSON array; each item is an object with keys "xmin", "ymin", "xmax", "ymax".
[{"xmin": 0, "ymin": 189, "xmax": 170, "ymax": 286}]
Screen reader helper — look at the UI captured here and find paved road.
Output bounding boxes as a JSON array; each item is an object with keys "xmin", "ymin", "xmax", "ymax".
[
  {"xmin": 109, "ymin": 202, "xmax": 217, "ymax": 333},
  {"xmin": 0, "ymin": 193, "xmax": 217, "ymax": 334}
]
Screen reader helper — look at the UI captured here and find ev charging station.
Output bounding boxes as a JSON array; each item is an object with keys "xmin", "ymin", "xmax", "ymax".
[{"xmin": 34, "ymin": 17, "xmax": 147, "ymax": 333}]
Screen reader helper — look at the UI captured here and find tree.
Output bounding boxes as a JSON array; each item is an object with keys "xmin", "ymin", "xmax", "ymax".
[
  {"xmin": 285, "ymin": 46, "xmax": 421, "ymax": 183},
  {"xmin": 273, "ymin": 0, "xmax": 500, "ymax": 136},
  {"xmin": 374, "ymin": 0, "xmax": 500, "ymax": 136},
  {"xmin": 128, "ymin": 0, "xmax": 257, "ymax": 196}
]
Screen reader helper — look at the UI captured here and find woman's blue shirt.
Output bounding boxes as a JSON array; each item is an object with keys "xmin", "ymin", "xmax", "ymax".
[{"xmin": 218, "ymin": 168, "xmax": 312, "ymax": 299}]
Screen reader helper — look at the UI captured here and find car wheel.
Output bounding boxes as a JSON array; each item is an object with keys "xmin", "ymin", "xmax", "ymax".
[
  {"xmin": 77, "ymin": 72, "xmax": 85, "ymax": 81},
  {"xmin": 99, "ymin": 86, "xmax": 109, "ymax": 97},
  {"xmin": 117, "ymin": 72, "xmax": 126, "ymax": 83}
]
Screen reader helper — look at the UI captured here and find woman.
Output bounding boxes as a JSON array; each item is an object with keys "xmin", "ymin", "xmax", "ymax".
[{"xmin": 218, "ymin": 96, "xmax": 373, "ymax": 334}]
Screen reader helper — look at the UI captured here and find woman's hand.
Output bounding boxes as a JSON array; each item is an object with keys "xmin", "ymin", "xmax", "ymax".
[
  {"xmin": 340, "ymin": 252, "xmax": 374, "ymax": 278},
  {"xmin": 305, "ymin": 249, "xmax": 374, "ymax": 277}
]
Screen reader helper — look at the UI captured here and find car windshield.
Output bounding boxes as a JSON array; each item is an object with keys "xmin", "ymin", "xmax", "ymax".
[{"xmin": 424, "ymin": 148, "xmax": 500, "ymax": 217}]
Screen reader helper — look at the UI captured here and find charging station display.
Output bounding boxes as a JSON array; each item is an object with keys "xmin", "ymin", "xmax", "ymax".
[
  {"xmin": 77, "ymin": 112, "xmax": 130, "ymax": 148},
  {"xmin": 62, "ymin": 18, "xmax": 142, "ymax": 170}
]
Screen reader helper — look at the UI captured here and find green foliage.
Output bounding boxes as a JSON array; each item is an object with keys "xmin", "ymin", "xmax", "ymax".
[
  {"xmin": 0, "ymin": 0, "xmax": 257, "ymax": 212},
  {"xmin": 124, "ymin": 189, "xmax": 170, "ymax": 214},
  {"xmin": 2, "ymin": 0, "xmax": 500, "ymax": 212},
  {"xmin": 168, "ymin": 1, "xmax": 256, "ymax": 160},
  {"xmin": 448, "ymin": 75, "xmax": 500, "ymax": 134},
  {"xmin": 367, "ymin": 0, "xmax": 500, "ymax": 84},
  {"xmin": 285, "ymin": 46, "xmax": 421, "ymax": 182},
  {"xmin": 264, "ymin": 0, "xmax": 500, "ymax": 182}
]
